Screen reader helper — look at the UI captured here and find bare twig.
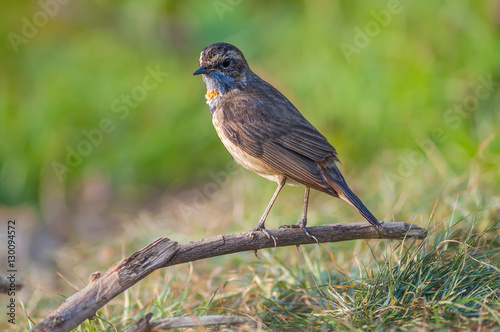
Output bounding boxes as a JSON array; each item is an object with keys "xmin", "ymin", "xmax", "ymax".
[
  {"xmin": 31, "ymin": 222, "xmax": 426, "ymax": 332},
  {"xmin": 125, "ymin": 313, "xmax": 153, "ymax": 332},
  {"xmin": 130, "ymin": 314, "xmax": 253, "ymax": 330}
]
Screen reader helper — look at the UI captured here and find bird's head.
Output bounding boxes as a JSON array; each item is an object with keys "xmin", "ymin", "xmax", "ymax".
[{"xmin": 193, "ymin": 43, "xmax": 250, "ymax": 96}]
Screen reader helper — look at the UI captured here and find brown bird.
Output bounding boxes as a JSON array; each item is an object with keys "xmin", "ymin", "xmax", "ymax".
[{"xmin": 193, "ymin": 42, "xmax": 381, "ymax": 242}]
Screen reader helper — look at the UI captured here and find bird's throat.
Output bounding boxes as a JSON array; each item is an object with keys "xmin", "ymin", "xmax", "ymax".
[{"xmin": 205, "ymin": 90, "xmax": 218, "ymax": 103}]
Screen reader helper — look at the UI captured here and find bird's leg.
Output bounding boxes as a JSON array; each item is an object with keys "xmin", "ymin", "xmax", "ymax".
[
  {"xmin": 280, "ymin": 187, "xmax": 318, "ymax": 243},
  {"xmin": 252, "ymin": 177, "xmax": 286, "ymax": 246}
]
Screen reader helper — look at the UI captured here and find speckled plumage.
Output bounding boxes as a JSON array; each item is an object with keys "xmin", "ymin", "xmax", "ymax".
[{"xmin": 194, "ymin": 42, "xmax": 381, "ymax": 239}]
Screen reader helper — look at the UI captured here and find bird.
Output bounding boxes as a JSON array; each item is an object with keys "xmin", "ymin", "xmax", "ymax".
[{"xmin": 193, "ymin": 42, "xmax": 382, "ymax": 243}]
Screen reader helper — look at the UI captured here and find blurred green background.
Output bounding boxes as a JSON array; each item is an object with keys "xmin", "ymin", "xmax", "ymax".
[{"xmin": 0, "ymin": 1, "xmax": 499, "ymax": 225}]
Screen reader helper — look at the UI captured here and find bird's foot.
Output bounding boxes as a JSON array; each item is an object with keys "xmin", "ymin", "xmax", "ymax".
[
  {"xmin": 252, "ymin": 225, "xmax": 277, "ymax": 247},
  {"xmin": 280, "ymin": 220, "xmax": 318, "ymax": 244},
  {"xmin": 375, "ymin": 220, "xmax": 384, "ymax": 230}
]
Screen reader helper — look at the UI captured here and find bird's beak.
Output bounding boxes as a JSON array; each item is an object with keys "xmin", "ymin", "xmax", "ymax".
[{"xmin": 193, "ymin": 66, "xmax": 210, "ymax": 76}]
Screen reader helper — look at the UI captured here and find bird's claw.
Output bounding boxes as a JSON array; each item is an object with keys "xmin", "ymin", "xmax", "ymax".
[
  {"xmin": 252, "ymin": 226, "xmax": 277, "ymax": 247},
  {"xmin": 280, "ymin": 222, "xmax": 318, "ymax": 244}
]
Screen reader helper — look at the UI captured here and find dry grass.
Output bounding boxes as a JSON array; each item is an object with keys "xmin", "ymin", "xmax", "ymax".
[{"xmin": 8, "ymin": 145, "xmax": 499, "ymax": 331}]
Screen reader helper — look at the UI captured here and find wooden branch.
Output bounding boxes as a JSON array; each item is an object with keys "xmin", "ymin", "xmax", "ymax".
[
  {"xmin": 31, "ymin": 239, "xmax": 179, "ymax": 332},
  {"xmin": 165, "ymin": 221, "xmax": 426, "ymax": 267},
  {"xmin": 31, "ymin": 222, "xmax": 426, "ymax": 332}
]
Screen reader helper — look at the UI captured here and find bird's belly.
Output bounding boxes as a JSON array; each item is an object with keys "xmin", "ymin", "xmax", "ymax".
[
  {"xmin": 220, "ymin": 132, "xmax": 281, "ymax": 183},
  {"xmin": 212, "ymin": 118, "xmax": 283, "ymax": 184}
]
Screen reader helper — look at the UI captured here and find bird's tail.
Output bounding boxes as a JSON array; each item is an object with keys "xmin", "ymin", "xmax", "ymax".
[
  {"xmin": 320, "ymin": 161, "xmax": 382, "ymax": 229},
  {"xmin": 337, "ymin": 183, "xmax": 382, "ymax": 228}
]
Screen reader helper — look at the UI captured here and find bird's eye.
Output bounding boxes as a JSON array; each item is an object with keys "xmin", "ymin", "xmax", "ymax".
[{"xmin": 222, "ymin": 58, "xmax": 231, "ymax": 68}]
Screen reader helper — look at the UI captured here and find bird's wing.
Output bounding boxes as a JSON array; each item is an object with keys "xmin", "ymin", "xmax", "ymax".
[{"xmin": 217, "ymin": 90, "xmax": 339, "ymax": 193}]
